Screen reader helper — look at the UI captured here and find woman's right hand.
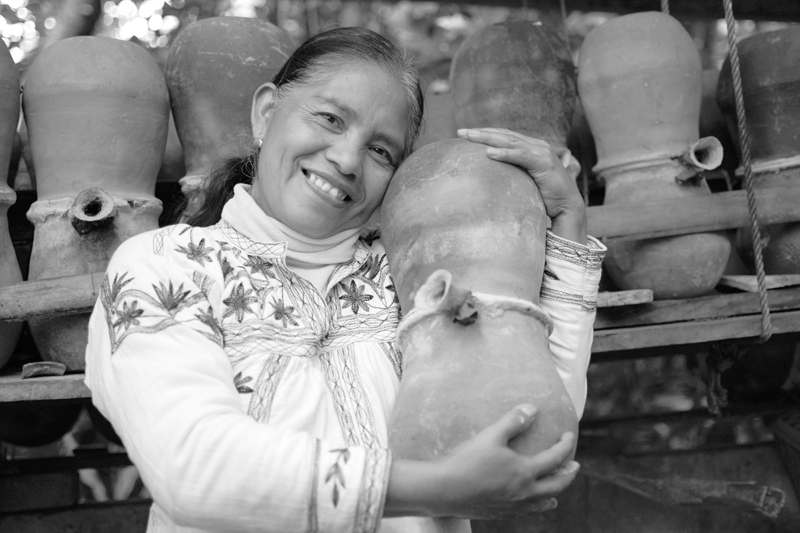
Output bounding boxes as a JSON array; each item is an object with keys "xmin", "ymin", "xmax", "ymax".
[{"xmin": 385, "ymin": 404, "xmax": 579, "ymax": 519}]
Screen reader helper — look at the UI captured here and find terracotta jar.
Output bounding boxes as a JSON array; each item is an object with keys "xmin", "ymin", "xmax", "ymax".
[
  {"xmin": 166, "ymin": 16, "xmax": 294, "ymax": 218},
  {"xmin": 450, "ymin": 21, "xmax": 576, "ymax": 152},
  {"xmin": 0, "ymin": 43, "xmax": 21, "ymax": 371},
  {"xmin": 579, "ymin": 12, "xmax": 730, "ymax": 299},
  {"xmin": 23, "ymin": 36, "xmax": 168, "ymax": 370},
  {"xmin": 383, "ymin": 138, "xmax": 577, "ymax": 531},
  {"xmin": 413, "ymin": 80, "xmax": 457, "ymax": 150},
  {"xmin": 717, "ymin": 27, "xmax": 800, "ymax": 274},
  {"xmin": 0, "ymin": 400, "xmax": 84, "ymax": 447}
]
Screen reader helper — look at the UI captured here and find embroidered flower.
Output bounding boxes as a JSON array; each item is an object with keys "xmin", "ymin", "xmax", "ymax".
[
  {"xmin": 339, "ymin": 280, "xmax": 373, "ymax": 314},
  {"xmin": 357, "ymin": 255, "xmax": 381, "ymax": 281},
  {"xmin": 244, "ymin": 255, "xmax": 277, "ymax": 279},
  {"xmin": 385, "ymin": 283, "xmax": 399, "ymax": 304},
  {"xmin": 195, "ymin": 306, "xmax": 224, "ymax": 341},
  {"xmin": 217, "ymin": 250, "xmax": 235, "ymax": 281},
  {"xmin": 362, "ymin": 229, "xmax": 380, "ymax": 246},
  {"xmin": 326, "ymin": 448, "xmax": 350, "ymax": 507},
  {"xmin": 175, "ymin": 238, "xmax": 213, "ymax": 265},
  {"xmin": 271, "ymin": 297, "xmax": 300, "ymax": 327},
  {"xmin": 233, "ymin": 372, "xmax": 254, "ymax": 394},
  {"xmin": 113, "ymin": 300, "xmax": 144, "ymax": 331},
  {"xmin": 153, "ymin": 280, "xmax": 192, "ymax": 316},
  {"xmin": 223, "ymin": 283, "xmax": 258, "ymax": 323}
]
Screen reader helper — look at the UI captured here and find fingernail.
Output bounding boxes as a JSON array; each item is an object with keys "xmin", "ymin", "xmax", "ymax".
[
  {"xmin": 486, "ymin": 147, "xmax": 502, "ymax": 156},
  {"xmin": 456, "ymin": 129, "xmax": 468, "ymax": 136},
  {"xmin": 558, "ymin": 461, "xmax": 580, "ymax": 476},
  {"xmin": 518, "ymin": 404, "xmax": 536, "ymax": 418},
  {"xmin": 561, "ymin": 431, "xmax": 574, "ymax": 441}
]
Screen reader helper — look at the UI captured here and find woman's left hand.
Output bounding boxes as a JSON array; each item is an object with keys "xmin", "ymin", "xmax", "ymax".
[{"xmin": 458, "ymin": 127, "xmax": 587, "ymax": 245}]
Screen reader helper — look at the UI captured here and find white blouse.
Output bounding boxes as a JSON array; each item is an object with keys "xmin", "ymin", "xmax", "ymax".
[{"xmin": 85, "ymin": 189, "xmax": 605, "ymax": 533}]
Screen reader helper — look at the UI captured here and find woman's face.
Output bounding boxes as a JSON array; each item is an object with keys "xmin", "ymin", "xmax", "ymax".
[{"xmin": 249, "ymin": 62, "xmax": 409, "ymax": 239}]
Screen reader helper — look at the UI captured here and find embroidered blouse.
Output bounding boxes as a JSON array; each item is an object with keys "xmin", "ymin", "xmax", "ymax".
[{"xmin": 85, "ymin": 187, "xmax": 606, "ymax": 533}]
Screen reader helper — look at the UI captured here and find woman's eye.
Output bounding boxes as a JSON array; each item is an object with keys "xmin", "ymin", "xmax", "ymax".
[
  {"xmin": 319, "ymin": 113, "xmax": 339, "ymax": 126},
  {"xmin": 371, "ymin": 146, "xmax": 395, "ymax": 166}
]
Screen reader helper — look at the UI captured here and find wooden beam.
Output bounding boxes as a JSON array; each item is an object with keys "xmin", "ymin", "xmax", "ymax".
[
  {"xmin": 595, "ymin": 287, "xmax": 800, "ymax": 329},
  {"xmin": 597, "ymin": 289, "xmax": 653, "ymax": 308},
  {"xmin": 0, "ymin": 272, "xmax": 102, "ymax": 322},
  {"xmin": 0, "ymin": 372, "xmax": 91, "ymax": 402},
  {"xmin": 439, "ymin": 0, "xmax": 800, "ymax": 22},
  {"xmin": 587, "ymin": 183, "xmax": 800, "ymax": 241},
  {"xmin": 592, "ymin": 309, "xmax": 800, "ymax": 354}
]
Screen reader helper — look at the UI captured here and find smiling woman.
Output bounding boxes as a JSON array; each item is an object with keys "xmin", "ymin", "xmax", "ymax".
[{"xmin": 83, "ymin": 26, "xmax": 604, "ymax": 533}]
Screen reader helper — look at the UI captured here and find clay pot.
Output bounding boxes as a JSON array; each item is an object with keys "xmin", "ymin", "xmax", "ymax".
[
  {"xmin": 579, "ymin": 12, "xmax": 730, "ymax": 299},
  {"xmin": 23, "ymin": 36, "xmax": 168, "ymax": 370},
  {"xmin": 383, "ymin": 138, "xmax": 577, "ymax": 531},
  {"xmin": 717, "ymin": 28, "xmax": 800, "ymax": 275},
  {"xmin": 165, "ymin": 16, "xmax": 294, "ymax": 218},
  {"xmin": 413, "ymin": 80, "xmax": 457, "ymax": 150},
  {"xmin": 0, "ymin": 400, "xmax": 83, "ymax": 447},
  {"xmin": 450, "ymin": 21, "xmax": 576, "ymax": 152},
  {"xmin": 0, "ymin": 43, "xmax": 22, "ymax": 370}
]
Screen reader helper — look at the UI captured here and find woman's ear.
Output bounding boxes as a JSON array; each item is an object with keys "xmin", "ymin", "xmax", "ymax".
[{"xmin": 251, "ymin": 82, "xmax": 277, "ymax": 139}]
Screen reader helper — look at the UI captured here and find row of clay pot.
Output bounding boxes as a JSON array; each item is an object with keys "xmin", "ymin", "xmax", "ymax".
[
  {"xmin": 421, "ymin": 13, "xmax": 800, "ymax": 301},
  {"xmin": 0, "ymin": 17, "xmax": 295, "ymax": 448}
]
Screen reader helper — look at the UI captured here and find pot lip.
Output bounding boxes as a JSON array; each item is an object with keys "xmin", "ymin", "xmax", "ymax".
[
  {"xmin": 734, "ymin": 155, "xmax": 800, "ymax": 177},
  {"xmin": 594, "ymin": 151, "xmax": 685, "ymax": 176},
  {"xmin": 0, "ymin": 187, "xmax": 16, "ymax": 204}
]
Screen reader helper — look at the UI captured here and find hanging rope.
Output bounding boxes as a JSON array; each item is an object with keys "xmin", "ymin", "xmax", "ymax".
[
  {"xmin": 661, "ymin": 0, "xmax": 670, "ymax": 15},
  {"xmin": 722, "ymin": 0, "xmax": 772, "ymax": 343},
  {"xmin": 559, "ymin": 0, "xmax": 568, "ymax": 28}
]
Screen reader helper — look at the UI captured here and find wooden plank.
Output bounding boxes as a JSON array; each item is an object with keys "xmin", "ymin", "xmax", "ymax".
[
  {"xmin": 719, "ymin": 275, "xmax": 800, "ymax": 293},
  {"xmin": 0, "ymin": 272, "xmax": 103, "ymax": 322},
  {"xmin": 0, "ymin": 371, "xmax": 91, "ymax": 402},
  {"xmin": 0, "ymin": 499, "xmax": 151, "ymax": 533},
  {"xmin": 446, "ymin": 0, "xmax": 800, "ymax": 22},
  {"xmin": 587, "ymin": 183, "xmax": 800, "ymax": 242},
  {"xmin": 595, "ymin": 287, "xmax": 800, "ymax": 330},
  {"xmin": 593, "ymin": 309, "xmax": 800, "ymax": 354},
  {"xmin": 597, "ymin": 289, "xmax": 653, "ymax": 308}
]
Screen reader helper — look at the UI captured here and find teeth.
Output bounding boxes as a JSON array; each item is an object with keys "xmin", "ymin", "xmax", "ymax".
[{"xmin": 307, "ymin": 172, "xmax": 348, "ymax": 201}]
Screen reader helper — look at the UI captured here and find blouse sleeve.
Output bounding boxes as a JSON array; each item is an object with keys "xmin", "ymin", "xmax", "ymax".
[
  {"xmin": 539, "ymin": 231, "xmax": 606, "ymax": 419},
  {"xmin": 84, "ymin": 232, "xmax": 390, "ymax": 533}
]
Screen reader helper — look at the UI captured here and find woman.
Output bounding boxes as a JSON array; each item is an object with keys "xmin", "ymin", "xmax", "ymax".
[{"xmin": 85, "ymin": 26, "xmax": 604, "ymax": 533}]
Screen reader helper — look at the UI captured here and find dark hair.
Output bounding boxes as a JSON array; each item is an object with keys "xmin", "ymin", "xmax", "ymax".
[{"xmin": 185, "ymin": 26, "xmax": 424, "ymax": 227}]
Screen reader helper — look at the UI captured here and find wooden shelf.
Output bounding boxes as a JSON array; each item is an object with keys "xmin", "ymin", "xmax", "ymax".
[{"xmin": 0, "ymin": 371, "xmax": 90, "ymax": 403}]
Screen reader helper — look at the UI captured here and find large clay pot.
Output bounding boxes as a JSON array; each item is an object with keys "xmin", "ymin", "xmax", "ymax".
[
  {"xmin": 0, "ymin": 43, "xmax": 22, "ymax": 371},
  {"xmin": 166, "ymin": 16, "xmax": 294, "ymax": 218},
  {"xmin": 717, "ymin": 28, "xmax": 800, "ymax": 275},
  {"xmin": 450, "ymin": 21, "xmax": 576, "ymax": 152},
  {"xmin": 413, "ymin": 80, "xmax": 457, "ymax": 150},
  {"xmin": 0, "ymin": 400, "xmax": 83, "ymax": 447},
  {"xmin": 579, "ymin": 12, "xmax": 730, "ymax": 299},
  {"xmin": 23, "ymin": 36, "xmax": 168, "ymax": 370},
  {"xmin": 383, "ymin": 138, "xmax": 577, "ymax": 532}
]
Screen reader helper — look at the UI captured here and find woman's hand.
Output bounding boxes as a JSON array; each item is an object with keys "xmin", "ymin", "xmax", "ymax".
[
  {"xmin": 457, "ymin": 128, "xmax": 587, "ymax": 245},
  {"xmin": 385, "ymin": 405, "xmax": 579, "ymax": 519}
]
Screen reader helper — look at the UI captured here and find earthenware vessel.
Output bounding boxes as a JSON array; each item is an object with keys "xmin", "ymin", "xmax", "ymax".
[
  {"xmin": 579, "ymin": 11, "xmax": 730, "ymax": 299},
  {"xmin": 0, "ymin": 42, "xmax": 21, "ymax": 370},
  {"xmin": 451, "ymin": 20, "xmax": 576, "ymax": 153},
  {"xmin": 23, "ymin": 36, "xmax": 168, "ymax": 370},
  {"xmin": 717, "ymin": 27, "xmax": 800, "ymax": 274},
  {"xmin": 383, "ymin": 138, "xmax": 577, "ymax": 532},
  {"xmin": 166, "ymin": 16, "xmax": 294, "ymax": 218}
]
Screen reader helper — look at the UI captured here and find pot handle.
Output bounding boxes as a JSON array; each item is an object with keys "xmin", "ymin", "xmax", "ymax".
[{"xmin": 70, "ymin": 187, "xmax": 117, "ymax": 235}]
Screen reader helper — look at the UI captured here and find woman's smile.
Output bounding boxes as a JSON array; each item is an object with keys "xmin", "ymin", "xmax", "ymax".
[{"xmin": 302, "ymin": 168, "xmax": 351, "ymax": 203}]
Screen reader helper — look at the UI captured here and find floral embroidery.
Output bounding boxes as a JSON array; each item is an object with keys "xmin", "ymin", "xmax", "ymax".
[
  {"xmin": 195, "ymin": 306, "xmax": 224, "ymax": 339},
  {"xmin": 175, "ymin": 237, "xmax": 213, "ymax": 265},
  {"xmin": 223, "ymin": 283, "xmax": 258, "ymax": 323},
  {"xmin": 271, "ymin": 297, "xmax": 300, "ymax": 327},
  {"xmin": 385, "ymin": 283, "xmax": 399, "ymax": 304},
  {"xmin": 244, "ymin": 255, "xmax": 277, "ymax": 279},
  {"xmin": 339, "ymin": 280, "xmax": 373, "ymax": 314},
  {"xmin": 356, "ymin": 255, "xmax": 381, "ymax": 281},
  {"xmin": 153, "ymin": 280, "xmax": 192, "ymax": 316},
  {"xmin": 218, "ymin": 250, "xmax": 234, "ymax": 281},
  {"xmin": 361, "ymin": 230, "xmax": 380, "ymax": 247},
  {"xmin": 113, "ymin": 300, "xmax": 144, "ymax": 331},
  {"xmin": 326, "ymin": 448, "xmax": 350, "ymax": 507},
  {"xmin": 234, "ymin": 372, "xmax": 254, "ymax": 394}
]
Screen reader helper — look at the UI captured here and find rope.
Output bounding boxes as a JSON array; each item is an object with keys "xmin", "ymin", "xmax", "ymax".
[
  {"xmin": 661, "ymin": 0, "xmax": 669, "ymax": 15},
  {"xmin": 723, "ymin": 0, "xmax": 772, "ymax": 343},
  {"xmin": 559, "ymin": 0, "xmax": 568, "ymax": 28}
]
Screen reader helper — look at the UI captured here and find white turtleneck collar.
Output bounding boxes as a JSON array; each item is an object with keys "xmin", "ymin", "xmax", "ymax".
[{"xmin": 221, "ymin": 184, "xmax": 363, "ymax": 294}]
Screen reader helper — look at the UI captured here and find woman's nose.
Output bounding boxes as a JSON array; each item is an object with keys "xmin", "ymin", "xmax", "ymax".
[{"xmin": 326, "ymin": 136, "xmax": 363, "ymax": 178}]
